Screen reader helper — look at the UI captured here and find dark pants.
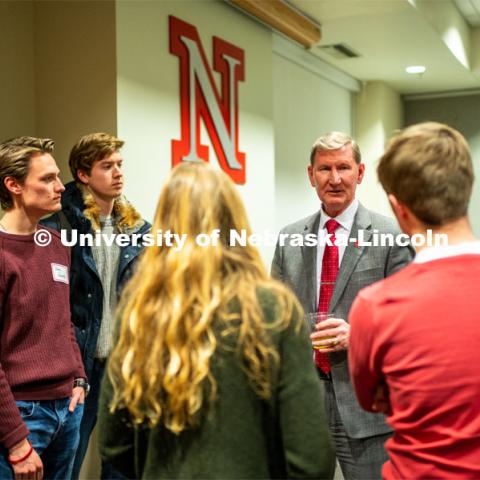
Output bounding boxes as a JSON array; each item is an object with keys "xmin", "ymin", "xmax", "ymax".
[
  {"xmin": 0, "ymin": 398, "xmax": 83, "ymax": 480},
  {"xmin": 71, "ymin": 359, "xmax": 124, "ymax": 480},
  {"xmin": 323, "ymin": 380, "xmax": 390, "ymax": 480}
]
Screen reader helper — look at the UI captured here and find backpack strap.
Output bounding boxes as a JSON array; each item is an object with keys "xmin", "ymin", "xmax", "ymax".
[{"xmin": 57, "ymin": 210, "xmax": 72, "ymax": 240}]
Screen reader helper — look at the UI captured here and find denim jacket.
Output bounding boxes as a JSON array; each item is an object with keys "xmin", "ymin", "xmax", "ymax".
[{"xmin": 41, "ymin": 182, "xmax": 150, "ymax": 379}]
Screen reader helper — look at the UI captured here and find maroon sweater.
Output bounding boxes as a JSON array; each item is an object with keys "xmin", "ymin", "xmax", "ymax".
[{"xmin": 0, "ymin": 227, "xmax": 85, "ymax": 449}]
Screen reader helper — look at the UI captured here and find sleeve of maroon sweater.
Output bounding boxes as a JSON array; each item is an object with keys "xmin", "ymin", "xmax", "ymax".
[
  {"xmin": 0, "ymin": 251, "xmax": 29, "ymax": 449},
  {"xmin": 0, "ymin": 364, "xmax": 29, "ymax": 449}
]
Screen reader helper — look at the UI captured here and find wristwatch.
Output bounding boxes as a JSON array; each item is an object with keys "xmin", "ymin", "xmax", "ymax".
[{"xmin": 74, "ymin": 378, "xmax": 91, "ymax": 397}]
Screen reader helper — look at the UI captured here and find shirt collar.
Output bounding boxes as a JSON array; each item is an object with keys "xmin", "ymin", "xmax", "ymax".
[
  {"xmin": 414, "ymin": 240, "xmax": 480, "ymax": 263},
  {"xmin": 320, "ymin": 198, "xmax": 359, "ymax": 231}
]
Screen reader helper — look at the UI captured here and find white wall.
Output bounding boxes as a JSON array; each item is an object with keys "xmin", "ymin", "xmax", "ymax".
[
  {"xmin": 116, "ymin": 0, "xmax": 275, "ymax": 262},
  {"xmin": 355, "ymin": 81, "xmax": 404, "ymax": 217},
  {"xmin": 273, "ymin": 44, "xmax": 354, "ymax": 234},
  {"xmin": 115, "ymin": 2, "xmax": 361, "ymax": 265}
]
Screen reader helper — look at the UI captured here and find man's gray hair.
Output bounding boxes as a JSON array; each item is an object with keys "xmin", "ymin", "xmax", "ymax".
[{"xmin": 310, "ymin": 132, "xmax": 361, "ymax": 165}]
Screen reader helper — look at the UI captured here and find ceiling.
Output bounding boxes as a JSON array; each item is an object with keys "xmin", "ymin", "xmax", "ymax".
[
  {"xmin": 454, "ymin": 0, "xmax": 480, "ymax": 26},
  {"xmin": 288, "ymin": 0, "xmax": 480, "ymax": 95}
]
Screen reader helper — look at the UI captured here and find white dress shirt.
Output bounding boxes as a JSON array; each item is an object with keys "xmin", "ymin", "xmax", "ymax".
[
  {"xmin": 414, "ymin": 240, "xmax": 480, "ymax": 264},
  {"xmin": 315, "ymin": 198, "xmax": 359, "ymax": 306}
]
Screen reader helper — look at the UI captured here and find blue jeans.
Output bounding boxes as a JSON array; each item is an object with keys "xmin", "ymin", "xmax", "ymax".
[
  {"xmin": 0, "ymin": 398, "xmax": 83, "ymax": 480},
  {"xmin": 72, "ymin": 359, "xmax": 124, "ymax": 480}
]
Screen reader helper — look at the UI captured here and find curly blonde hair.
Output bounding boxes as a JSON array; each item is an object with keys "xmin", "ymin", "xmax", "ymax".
[{"xmin": 108, "ymin": 162, "xmax": 300, "ymax": 433}]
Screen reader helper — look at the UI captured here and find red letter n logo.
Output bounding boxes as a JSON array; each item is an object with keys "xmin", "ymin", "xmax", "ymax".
[{"xmin": 169, "ymin": 16, "xmax": 246, "ymax": 184}]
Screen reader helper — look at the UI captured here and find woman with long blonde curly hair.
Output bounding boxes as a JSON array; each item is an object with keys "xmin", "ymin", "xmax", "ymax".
[{"xmin": 98, "ymin": 162, "xmax": 334, "ymax": 479}]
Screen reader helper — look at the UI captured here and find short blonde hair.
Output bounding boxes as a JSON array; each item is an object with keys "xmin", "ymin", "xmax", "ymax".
[
  {"xmin": 310, "ymin": 131, "xmax": 361, "ymax": 165},
  {"xmin": 0, "ymin": 136, "xmax": 55, "ymax": 210},
  {"xmin": 378, "ymin": 122, "xmax": 474, "ymax": 226}
]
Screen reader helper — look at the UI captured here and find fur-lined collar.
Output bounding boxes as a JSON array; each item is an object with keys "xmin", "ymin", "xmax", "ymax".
[{"xmin": 61, "ymin": 181, "xmax": 145, "ymax": 234}]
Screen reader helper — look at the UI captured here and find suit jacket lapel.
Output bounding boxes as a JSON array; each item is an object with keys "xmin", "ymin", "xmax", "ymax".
[
  {"xmin": 329, "ymin": 203, "xmax": 372, "ymax": 312},
  {"xmin": 302, "ymin": 212, "xmax": 321, "ymax": 313}
]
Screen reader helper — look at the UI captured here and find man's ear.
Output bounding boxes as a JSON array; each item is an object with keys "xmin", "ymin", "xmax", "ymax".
[
  {"xmin": 357, "ymin": 163, "xmax": 366, "ymax": 184},
  {"xmin": 388, "ymin": 194, "xmax": 408, "ymax": 219},
  {"xmin": 388, "ymin": 194, "xmax": 416, "ymax": 228},
  {"xmin": 388, "ymin": 194, "xmax": 425, "ymax": 237},
  {"xmin": 76, "ymin": 169, "xmax": 90, "ymax": 185},
  {"xmin": 3, "ymin": 176, "xmax": 23, "ymax": 195},
  {"xmin": 307, "ymin": 164, "xmax": 315, "ymax": 187}
]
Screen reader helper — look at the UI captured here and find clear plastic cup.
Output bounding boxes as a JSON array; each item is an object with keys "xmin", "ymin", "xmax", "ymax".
[{"xmin": 306, "ymin": 312, "xmax": 335, "ymax": 350}]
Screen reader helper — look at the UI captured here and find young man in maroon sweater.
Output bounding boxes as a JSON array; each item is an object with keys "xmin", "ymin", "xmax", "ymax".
[
  {"xmin": 0, "ymin": 137, "xmax": 88, "ymax": 480},
  {"xmin": 349, "ymin": 123, "xmax": 480, "ymax": 479}
]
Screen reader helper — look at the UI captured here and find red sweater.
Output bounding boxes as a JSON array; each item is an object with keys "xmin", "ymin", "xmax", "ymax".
[
  {"xmin": 0, "ymin": 228, "xmax": 85, "ymax": 449},
  {"xmin": 349, "ymin": 254, "xmax": 480, "ymax": 479}
]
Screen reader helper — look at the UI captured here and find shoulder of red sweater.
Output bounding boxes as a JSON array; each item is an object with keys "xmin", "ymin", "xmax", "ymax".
[{"xmin": 357, "ymin": 262, "xmax": 420, "ymax": 304}]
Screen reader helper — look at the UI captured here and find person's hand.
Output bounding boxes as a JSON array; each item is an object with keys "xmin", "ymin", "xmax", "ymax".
[
  {"xmin": 372, "ymin": 382, "xmax": 392, "ymax": 415},
  {"xmin": 310, "ymin": 317, "xmax": 350, "ymax": 353},
  {"xmin": 9, "ymin": 439, "xmax": 43, "ymax": 480},
  {"xmin": 68, "ymin": 386, "xmax": 85, "ymax": 412}
]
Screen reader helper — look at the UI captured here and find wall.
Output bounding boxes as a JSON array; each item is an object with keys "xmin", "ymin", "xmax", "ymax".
[
  {"xmin": 0, "ymin": 1, "xmax": 35, "ymax": 141},
  {"xmin": 34, "ymin": 0, "xmax": 117, "ymax": 181},
  {"xmin": 273, "ymin": 52, "xmax": 353, "ymax": 232},
  {"xmin": 405, "ymin": 93, "xmax": 480, "ymax": 236},
  {"xmin": 0, "ymin": 0, "xmax": 117, "ymax": 171},
  {"xmin": 116, "ymin": 0, "xmax": 275, "ymax": 260},
  {"xmin": 355, "ymin": 81, "xmax": 404, "ymax": 217}
]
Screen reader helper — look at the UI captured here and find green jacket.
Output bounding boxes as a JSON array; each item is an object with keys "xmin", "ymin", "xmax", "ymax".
[{"xmin": 98, "ymin": 289, "xmax": 335, "ymax": 479}]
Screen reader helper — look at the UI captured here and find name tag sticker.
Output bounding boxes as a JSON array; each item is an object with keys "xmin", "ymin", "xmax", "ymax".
[{"xmin": 51, "ymin": 263, "xmax": 69, "ymax": 284}]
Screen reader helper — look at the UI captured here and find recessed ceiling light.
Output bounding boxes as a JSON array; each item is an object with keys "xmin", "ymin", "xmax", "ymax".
[{"xmin": 406, "ymin": 65, "xmax": 426, "ymax": 74}]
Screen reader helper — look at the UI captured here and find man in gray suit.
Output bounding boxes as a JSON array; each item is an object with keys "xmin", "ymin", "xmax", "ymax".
[{"xmin": 272, "ymin": 132, "xmax": 413, "ymax": 479}]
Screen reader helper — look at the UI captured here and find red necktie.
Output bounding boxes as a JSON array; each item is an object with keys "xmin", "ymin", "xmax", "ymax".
[{"xmin": 315, "ymin": 218, "xmax": 340, "ymax": 373}]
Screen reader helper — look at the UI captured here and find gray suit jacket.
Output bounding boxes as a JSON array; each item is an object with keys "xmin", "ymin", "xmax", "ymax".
[{"xmin": 272, "ymin": 203, "xmax": 414, "ymax": 439}]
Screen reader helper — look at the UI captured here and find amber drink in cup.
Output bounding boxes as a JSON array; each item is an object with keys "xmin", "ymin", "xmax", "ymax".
[{"xmin": 307, "ymin": 312, "xmax": 335, "ymax": 350}]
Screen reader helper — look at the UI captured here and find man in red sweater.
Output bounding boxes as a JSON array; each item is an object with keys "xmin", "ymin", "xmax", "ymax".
[
  {"xmin": 349, "ymin": 122, "xmax": 480, "ymax": 478},
  {"xmin": 0, "ymin": 137, "xmax": 87, "ymax": 479}
]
